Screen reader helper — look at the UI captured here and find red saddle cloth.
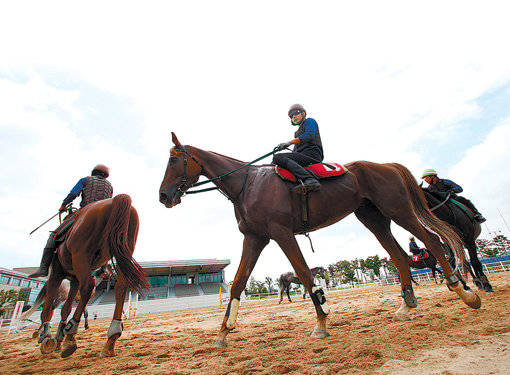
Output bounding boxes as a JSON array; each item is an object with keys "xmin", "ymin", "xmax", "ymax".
[
  {"xmin": 412, "ymin": 252, "xmax": 430, "ymax": 262},
  {"xmin": 275, "ymin": 162, "xmax": 348, "ymax": 182}
]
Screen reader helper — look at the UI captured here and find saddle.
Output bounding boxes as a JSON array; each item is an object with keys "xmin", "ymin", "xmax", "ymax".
[
  {"xmin": 274, "ymin": 162, "xmax": 347, "ymax": 237},
  {"xmin": 52, "ymin": 211, "xmax": 78, "ymax": 246},
  {"xmin": 275, "ymin": 162, "xmax": 348, "ymax": 182}
]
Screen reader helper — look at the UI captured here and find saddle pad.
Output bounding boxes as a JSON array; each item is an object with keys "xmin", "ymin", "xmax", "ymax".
[
  {"xmin": 275, "ymin": 162, "xmax": 347, "ymax": 182},
  {"xmin": 450, "ymin": 199, "xmax": 475, "ymax": 221}
]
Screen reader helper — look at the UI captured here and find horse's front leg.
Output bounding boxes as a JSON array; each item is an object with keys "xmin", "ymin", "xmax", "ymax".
[
  {"xmin": 273, "ymin": 229, "xmax": 329, "ymax": 339},
  {"xmin": 213, "ymin": 233, "xmax": 269, "ymax": 348},
  {"xmin": 100, "ymin": 279, "xmax": 128, "ymax": 357}
]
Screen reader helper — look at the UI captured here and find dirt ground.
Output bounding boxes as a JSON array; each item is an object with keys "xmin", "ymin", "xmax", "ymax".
[{"xmin": 2, "ymin": 273, "xmax": 510, "ymax": 375}]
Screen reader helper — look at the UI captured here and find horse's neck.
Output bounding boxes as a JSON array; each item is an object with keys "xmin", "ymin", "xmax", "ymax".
[{"xmin": 191, "ymin": 146, "xmax": 250, "ymax": 199}]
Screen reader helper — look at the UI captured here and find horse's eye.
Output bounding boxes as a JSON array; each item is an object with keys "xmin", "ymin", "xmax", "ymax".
[{"xmin": 170, "ymin": 157, "xmax": 178, "ymax": 163}]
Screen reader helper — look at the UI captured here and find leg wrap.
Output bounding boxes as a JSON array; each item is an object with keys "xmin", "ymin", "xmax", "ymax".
[
  {"xmin": 38, "ymin": 321, "xmax": 52, "ymax": 344},
  {"xmin": 107, "ymin": 319, "xmax": 123, "ymax": 338},
  {"xmin": 63, "ymin": 318, "xmax": 80, "ymax": 336},
  {"xmin": 55, "ymin": 321, "xmax": 66, "ymax": 342},
  {"xmin": 225, "ymin": 298, "xmax": 240, "ymax": 330},
  {"xmin": 446, "ymin": 274, "xmax": 460, "ymax": 286},
  {"xmin": 401, "ymin": 285, "xmax": 417, "ymax": 308},
  {"xmin": 311, "ymin": 286, "xmax": 329, "ymax": 315}
]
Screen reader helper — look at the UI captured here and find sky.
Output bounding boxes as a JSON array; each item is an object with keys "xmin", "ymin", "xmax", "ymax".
[{"xmin": 1, "ymin": 1, "xmax": 510, "ymax": 283}]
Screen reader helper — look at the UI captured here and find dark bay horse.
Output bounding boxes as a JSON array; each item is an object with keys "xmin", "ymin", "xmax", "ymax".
[
  {"xmin": 159, "ymin": 133, "xmax": 480, "ymax": 347},
  {"xmin": 422, "ymin": 189, "xmax": 493, "ymax": 293},
  {"xmin": 36, "ymin": 194, "xmax": 149, "ymax": 358},
  {"xmin": 409, "ymin": 252, "xmax": 444, "ymax": 285},
  {"xmin": 279, "ymin": 266, "xmax": 326, "ymax": 303}
]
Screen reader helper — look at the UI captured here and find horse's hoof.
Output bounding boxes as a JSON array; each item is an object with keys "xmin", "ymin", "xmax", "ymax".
[
  {"xmin": 310, "ymin": 329, "xmax": 330, "ymax": 339},
  {"xmin": 32, "ymin": 331, "xmax": 39, "ymax": 339},
  {"xmin": 465, "ymin": 293, "xmax": 482, "ymax": 309},
  {"xmin": 212, "ymin": 340, "xmax": 227, "ymax": 348},
  {"xmin": 61, "ymin": 343, "xmax": 77, "ymax": 358},
  {"xmin": 394, "ymin": 311, "xmax": 411, "ymax": 321},
  {"xmin": 100, "ymin": 350, "xmax": 114, "ymax": 358},
  {"xmin": 484, "ymin": 286, "xmax": 494, "ymax": 294},
  {"xmin": 40, "ymin": 338, "xmax": 56, "ymax": 354},
  {"xmin": 55, "ymin": 341, "xmax": 62, "ymax": 351}
]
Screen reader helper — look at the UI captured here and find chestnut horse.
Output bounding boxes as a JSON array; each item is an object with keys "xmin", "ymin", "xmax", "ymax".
[
  {"xmin": 422, "ymin": 189, "xmax": 493, "ymax": 293},
  {"xmin": 159, "ymin": 133, "xmax": 481, "ymax": 347},
  {"xmin": 36, "ymin": 194, "xmax": 149, "ymax": 358}
]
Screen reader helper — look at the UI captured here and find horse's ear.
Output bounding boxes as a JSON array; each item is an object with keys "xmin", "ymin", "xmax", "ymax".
[{"xmin": 171, "ymin": 132, "xmax": 182, "ymax": 147}]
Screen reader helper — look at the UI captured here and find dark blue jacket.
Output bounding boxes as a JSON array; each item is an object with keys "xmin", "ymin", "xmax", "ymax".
[{"xmin": 293, "ymin": 117, "xmax": 323, "ymax": 158}]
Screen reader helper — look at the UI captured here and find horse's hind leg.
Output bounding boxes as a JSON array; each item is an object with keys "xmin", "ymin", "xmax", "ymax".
[
  {"xmin": 466, "ymin": 238, "xmax": 493, "ymax": 293},
  {"xmin": 38, "ymin": 272, "xmax": 65, "ymax": 354},
  {"xmin": 286, "ymin": 283, "xmax": 293, "ymax": 302},
  {"xmin": 213, "ymin": 233, "xmax": 269, "ymax": 348},
  {"xmin": 392, "ymin": 214, "xmax": 481, "ymax": 309},
  {"xmin": 100, "ymin": 278, "xmax": 129, "ymax": 357},
  {"xmin": 355, "ymin": 203, "xmax": 416, "ymax": 321},
  {"xmin": 61, "ymin": 273, "xmax": 94, "ymax": 358},
  {"xmin": 55, "ymin": 279, "xmax": 79, "ymax": 351},
  {"xmin": 272, "ymin": 227, "xmax": 329, "ymax": 339}
]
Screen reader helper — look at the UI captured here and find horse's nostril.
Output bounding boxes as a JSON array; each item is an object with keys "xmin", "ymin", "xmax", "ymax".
[{"xmin": 159, "ymin": 193, "xmax": 167, "ymax": 203}]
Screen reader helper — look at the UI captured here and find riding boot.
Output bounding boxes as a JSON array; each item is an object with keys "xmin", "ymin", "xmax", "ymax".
[
  {"xmin": 29, "ymin": 235, "xmax": 56, "ymax": 278},
  {"xmin": 286, "ymin": 160, "xmax": 321, "ymax": 193},
  {"xmin": 464, "ymin": 199, "xmax": 486, "ymax": 223}
]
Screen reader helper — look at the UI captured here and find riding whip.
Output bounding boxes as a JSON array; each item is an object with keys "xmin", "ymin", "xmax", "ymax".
[{"xmin": 29, "ymin": 204, "xmax": 71, "ymax": 235}]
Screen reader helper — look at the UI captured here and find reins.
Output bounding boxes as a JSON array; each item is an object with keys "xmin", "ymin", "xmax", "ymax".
[
  {"xmin": 429, "ymin": 192, "xmax": 451, "ymax": 212},
  {"xmin": 177, "ymin": 146, "xmax": 281, "ymax": 195}
]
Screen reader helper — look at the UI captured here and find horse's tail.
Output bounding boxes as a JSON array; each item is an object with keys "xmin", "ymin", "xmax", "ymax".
[
  {"xmin": 104, "ymin": 194, "xmax": 149, "ymax": 295},
  {"xmin": 388, "ymin": 163, "xmax": 466, "ymax": 271},
  {"xmin": 20, "ymin": 283, "xmax": 47, "ymax": 321}
]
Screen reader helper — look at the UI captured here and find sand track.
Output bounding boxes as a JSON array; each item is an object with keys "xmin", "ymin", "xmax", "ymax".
[{"xmin": 2, "ymin": 273, "xmax": 510, "ymax": 374}]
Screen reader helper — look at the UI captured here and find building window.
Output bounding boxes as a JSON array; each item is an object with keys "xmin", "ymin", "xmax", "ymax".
[
  {"xmin": 33, "ymin": 282, "xmax": 39, "ymax": 289},
  {"xmin": 11, "ymin": 278, "xmax": 21, "ymax": 286},
  {"xmin": 21, "ymin": 279, "xmax": 30, "ymax": 288},
  {"xmin": 170, "ymin": 275, "xmax": 187, "ymax": 286},
  {"xmin": 198, "ymin": 272, "xmax": 222, "ymax": 283},
  {"xmin": 0, "ymin": 275, "xmax": 11, "ymax": 284}
]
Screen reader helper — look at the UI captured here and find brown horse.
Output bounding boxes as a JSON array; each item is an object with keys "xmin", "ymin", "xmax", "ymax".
[
  {"xmin": 159, "ymin": 133, "xmax": 480, "ymax": 347},
  {"xmin": 279, "ymin": 266, "xmax": 326, "ymax": 303},
  {"xmin": 35, "ymin": 194, "xmax": 149, "ymax": 358}
]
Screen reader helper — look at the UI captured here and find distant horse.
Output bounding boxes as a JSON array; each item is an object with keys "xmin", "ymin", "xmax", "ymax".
[
  {"xmin": 159, "ymin": 133, "xmax": 480, "ymax": 347},
  {"xmin": 279, "ymin": 266, "xmax": 326, "ymax": 303},
  {"xmin": 408, "ymin": 251, "xmax": 444, "ymax": 285},
  {"xmin": 422, "ymin": 189, "xmax": 493, "ymax": 293},
  {"xmin": 35, "ymin": 194, "xmax": 149, "ymax": 358}
]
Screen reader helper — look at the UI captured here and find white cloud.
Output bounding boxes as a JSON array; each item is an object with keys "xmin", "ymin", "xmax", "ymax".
[{"xmin": 1, "ymin": 1, "xmax": 510, "ymax": 282}]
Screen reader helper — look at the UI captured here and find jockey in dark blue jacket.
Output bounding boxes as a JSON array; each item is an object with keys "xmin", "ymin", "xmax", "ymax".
[
  {"xmin": 29, "ymin": 164, "xmax": 113, "ymax": 278},
  {"xmin": 273, "ymin": 104, "xmax": 324, "ymax": 193},
  {"xmin": 421, "ymin": 168, "xmax": 486, "ymax": 223}
]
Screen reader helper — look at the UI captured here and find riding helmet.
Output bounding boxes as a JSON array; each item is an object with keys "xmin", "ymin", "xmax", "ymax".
[
  {"xmin": 92, "ymin": 164, "xmax": 110, "ymax": 178},
  {"xmin": 421, "ymin": 168, "xmax": 437, "ymax": 179}
]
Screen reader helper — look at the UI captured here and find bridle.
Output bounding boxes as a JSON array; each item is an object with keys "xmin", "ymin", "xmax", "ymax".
[{"xmin": 174, "ymin": 145, "xmax": 207, "ymax": 195}]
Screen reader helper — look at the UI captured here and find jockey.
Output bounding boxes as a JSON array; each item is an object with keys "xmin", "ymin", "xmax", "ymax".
[
  {"xmin": 421, "ymin": 169, "xmax": 486, "ymax": 223},
  {"xmin": 29, "ymin": 164, "xmax": 113, "ymax": 278},
  {"xmin": 408, "ymin": 236, "xmax": 422, "ymax": 256},
  {"xmin": 273, "ymin": 104, "xmax": 324, "ymax": 193}
]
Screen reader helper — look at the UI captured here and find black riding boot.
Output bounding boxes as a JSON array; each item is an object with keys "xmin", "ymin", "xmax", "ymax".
[
  {"xmin": 29, "ymin": 235, "xmax": 56, "ymax": 278},
  {"xmin": 285, "ymin": 160, "xmax": 321, "ymax": 193},
  {"xmin": 464, "ymin": 199, "xmax": 486, "ymax": 223}
]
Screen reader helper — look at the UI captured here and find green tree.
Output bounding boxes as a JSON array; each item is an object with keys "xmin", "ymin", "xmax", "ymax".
[
  {"xmin": 476, "ymin": 235, "xmax": 510, "ymax": 258},
  {"xmin": 337, "ymin": 260, "xmax": 357, "ymax": 286},
  {"xmin": 0, "ymin": 289, "xmax": 29, "ymax": 317},
  {"xmin": 364, "ymin": 255, "xmax": 382, "ymax": 280},
  {"xmin": 265, "ymin": 277, "xmax": 275, "ymax": 293}
]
